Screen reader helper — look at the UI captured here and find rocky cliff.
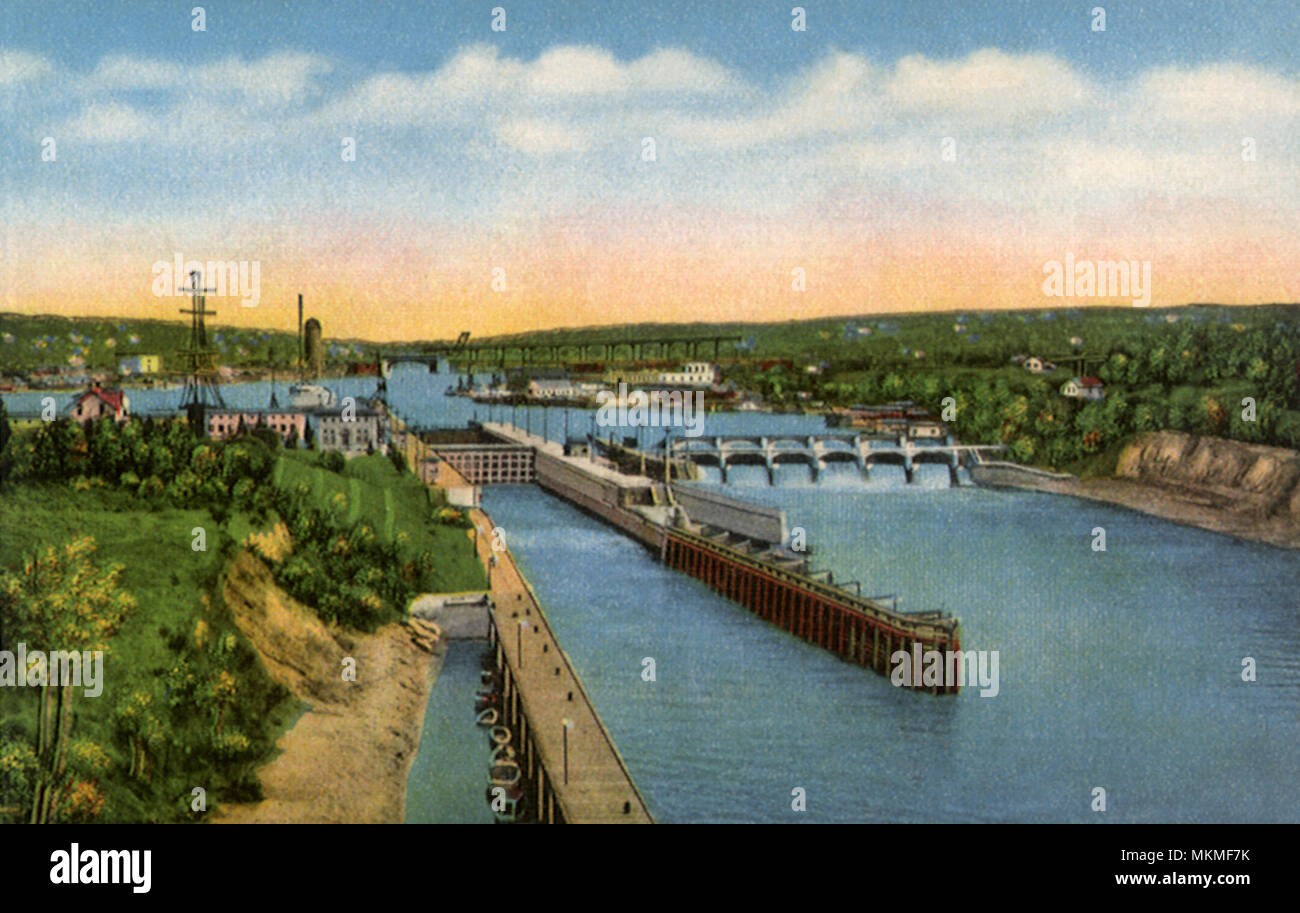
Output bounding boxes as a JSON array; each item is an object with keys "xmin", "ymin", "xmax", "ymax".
[{"xmin": 1114, "ymin": 432, "xmax": 1300, "ymax": 522}]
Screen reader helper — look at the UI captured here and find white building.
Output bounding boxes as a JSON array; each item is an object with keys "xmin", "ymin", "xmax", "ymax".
[
  {"xmin": 527, "ymin": 379, "xmax": 583, "ymax": 399},
  {"xmin": 658, "ymin": 362, "xmax": 717, "ymax": 387},
  {"xmin": 1060, "ymin": 376, "xmax": 1106, "ymax": 401},
  {"xmin": 315, "ymin": 404, "xmax": 388, "ymax": 455}
]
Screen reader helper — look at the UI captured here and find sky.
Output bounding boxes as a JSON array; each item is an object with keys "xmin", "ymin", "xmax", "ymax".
[{"xmin": 2, "ymin": 0, "xmax": 1298, "ymax": 342}]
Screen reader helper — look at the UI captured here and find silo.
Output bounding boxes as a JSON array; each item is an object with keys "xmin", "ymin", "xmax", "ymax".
[{"xmin": 304, "ymin": 318, "xmax": 324, "ymax": 378}]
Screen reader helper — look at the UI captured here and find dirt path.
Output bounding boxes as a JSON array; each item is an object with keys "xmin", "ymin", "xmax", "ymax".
[{"xmin": 213, "ymin": 551, "xmax": 444, "ymax": 824}]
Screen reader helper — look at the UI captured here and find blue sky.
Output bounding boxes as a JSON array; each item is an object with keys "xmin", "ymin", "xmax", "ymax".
[
  {"xmin": 7, "ymin": 0, "xmax": 1297, "ymax": 82},
  {"xmin": 3, "ymin": 0, "xmax": 1297, "ymax": 334}
]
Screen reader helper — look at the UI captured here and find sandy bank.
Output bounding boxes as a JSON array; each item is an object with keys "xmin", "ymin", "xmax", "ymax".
[
  {"xmin": 972, "ymin": 432, "xmax": 1300, "ymax": 550},
  {"xmin": 213, "ymin": 551, "xmax": 444, "ymax": 824}
]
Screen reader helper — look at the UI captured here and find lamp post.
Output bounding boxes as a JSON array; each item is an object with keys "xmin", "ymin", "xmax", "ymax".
[{"xmin": 561, "ymin": 718, "xmax": 574, "ymax": 785}]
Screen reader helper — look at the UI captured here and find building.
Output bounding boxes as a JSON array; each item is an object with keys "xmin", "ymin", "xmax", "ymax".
[
  {"xmin": 71, "ymin": 385, "xmax": 130, "ymax": 424},
  {"xmin": 658, "ymin": 362, "xmax": 718, "ymax": 387},
  {"xmin": 118, "ymin": 355, "xmax": 163, "ymax": 376},
  {"xmin": 1060, "ymin": 376, "xmax": 1106, "ymax": 401},
  {"xmin": 527, "ymin": 378, "xmax": 584, "ymax": 400},
  {"xmin": 315, "ymin": 403, "xmax": 388, "ymax": 456},
  {"xmin": 203, "ymin": 407, "xmax": 307, "ymax": 445},
  {"xmin": 1024, "ymin": 357, "xmax": 1045, "ymax": 373},
  {"xmin": 603, "ymin": 367, "xmax": 660, "ymax": 387},
  {"xmin": 827, "ymin": 401, "xmax": 948, "ymax": 439}
]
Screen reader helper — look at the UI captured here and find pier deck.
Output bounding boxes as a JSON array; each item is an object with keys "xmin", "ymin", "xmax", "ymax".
[{"xmin": 468, "ymin": 505, "xmax": 654, "ymax": 824}]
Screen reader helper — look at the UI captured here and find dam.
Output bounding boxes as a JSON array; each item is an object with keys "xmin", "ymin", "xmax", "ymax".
[
  {"xmin": 670, "ymin": 434, "xmax": 1005, "ymax": 485},
  {"xmin": 478, "ymin": 421, "xmax": 963, "ymax": 693}
]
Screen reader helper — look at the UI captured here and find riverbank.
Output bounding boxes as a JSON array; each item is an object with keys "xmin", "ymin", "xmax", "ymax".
[
  {"xmin": 214, "ymin": 550, "xmax": 445, "ymax": 823},
  {"xmin": 973, "ymin": 432, "xmax": 1300, "ymax": 549}
]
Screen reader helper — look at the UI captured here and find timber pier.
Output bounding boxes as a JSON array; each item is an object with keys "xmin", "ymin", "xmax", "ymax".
[{"xmin": 471, "ymin": 514, "xmax": 654, "ymax": 823}]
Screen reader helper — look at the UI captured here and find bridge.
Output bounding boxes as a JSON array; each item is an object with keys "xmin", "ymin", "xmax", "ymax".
[
  {"xmin": 379, "ymin": 333, "xmax": 744, "ymax": 375},
  {"xmin": 669, "ymin": 434, "xmax": 1006, "ymax": 484}
]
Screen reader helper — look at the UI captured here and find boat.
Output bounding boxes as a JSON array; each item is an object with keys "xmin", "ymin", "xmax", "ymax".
[
  {"xmin": 474, "ymin": 708, "xmax": 499, "ymax": 727},
  {"xmin": 288, "ymin": 382, "xmax": 338, "ymax": 409},
  {"xmin": 489, "ymin": 760, "xmax": 522, "ymax": 788}
]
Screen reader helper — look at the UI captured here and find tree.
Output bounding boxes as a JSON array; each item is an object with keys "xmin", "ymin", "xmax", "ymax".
[
  {"xmin": 0, "ymin": 398, "xmax": 11, "ymax": 486},
  {"xmin": 321, "ymin": 450, "xmax": 345, "ymax": 473},
  {"xmin": 30, "ymin": 418, "xmax": 79, "ymax": 481},
  {"xmin": 0, "ymin": 536, "xmax": 135, "ymax": 823},
  {"xmin": 388, "ymin": 446, "xmax": 408, "ymax": 475}
]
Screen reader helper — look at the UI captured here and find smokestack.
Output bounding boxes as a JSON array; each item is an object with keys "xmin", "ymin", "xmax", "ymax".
[{"xmin": 297, "ymin": 294, "xmax": 303, "ymax": 368}]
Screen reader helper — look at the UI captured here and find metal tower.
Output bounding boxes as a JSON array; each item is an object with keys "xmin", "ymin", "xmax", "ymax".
[{"xmin": 177, "ymin": 269, "xmax": 226, "ymax": 424}]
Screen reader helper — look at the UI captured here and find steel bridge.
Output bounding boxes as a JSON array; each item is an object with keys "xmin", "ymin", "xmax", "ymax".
[{"xmin": 380, "ymin": 333, "xmax": 743, "ymax": 375}]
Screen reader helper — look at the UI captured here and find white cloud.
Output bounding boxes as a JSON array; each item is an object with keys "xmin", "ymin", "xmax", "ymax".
[
  {"xmin": 89, "ymin": 54, "xmax": 184, "ymax": 90},
  {"xmin": 22, "ymin": 44, "xmax": 1300, "ymax": 217},
  {"xmin": 193, "ymin": 52, "xmax": 332, "ymax": 103},
  {"xmin": 0, "ymin": 49, "xmax": 54, "ymax": 86},
  {"xmin": 496, "ymin": 118, "xmax": 588, "ymax": 155},
  {"xmin": 1133, "ymin": 64, "xmax": 1300, "ymax": 122},
  {"xmin": 85, "ymin": 51, "xmax": 331, "ymax": 103},
  {"xmin": 315, "ymin": 44, "xmax": 746, "ymax": 128},
  {"xmin": 888, "ymin": 49, "xmax": 1095, "ymax": 117},
  {"xmin": 62, "ymin": 101, "xmax": 164, "ymax": 143}
]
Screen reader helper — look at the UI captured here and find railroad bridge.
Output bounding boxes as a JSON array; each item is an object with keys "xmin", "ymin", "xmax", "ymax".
[
  {"xmin": 380, "ymin": 333, "xmax": 743, "ymax": 375},
  {"xmin": 669, "ymin": 435, "xmax": 1006, "ymax": 484}
]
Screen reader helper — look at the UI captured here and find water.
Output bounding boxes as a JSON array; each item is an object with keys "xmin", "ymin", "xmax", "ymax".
[
  {"xmin": 404, "ymin": 643, "xmax": 495, "ymax": 824},
  {"xmin": 481, "ymin": 482, "xmax": 1300, "ymax": 823},
  {"xmin": 10, "ymin": 363, "xmax": 1298, "ymax": 822}
]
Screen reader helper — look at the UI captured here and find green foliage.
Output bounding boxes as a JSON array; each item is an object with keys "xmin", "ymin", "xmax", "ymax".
[
  {"xmin": 0, "ymin": 485, "xmax": 299, "ymax": 822},
  {"xmin": 319, "ymin": 450, "xmax": 345, "ymax": 473}
]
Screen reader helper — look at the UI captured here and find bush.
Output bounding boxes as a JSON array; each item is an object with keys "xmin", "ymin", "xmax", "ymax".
[{"xmin": 320, "ymin": 451, "xmax": 346, "ymax": 473}]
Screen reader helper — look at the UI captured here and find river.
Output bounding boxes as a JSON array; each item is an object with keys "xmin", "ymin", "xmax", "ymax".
[{"xmin": 8, "ymin": 365, "xmax": 1297, "ymax": 822}]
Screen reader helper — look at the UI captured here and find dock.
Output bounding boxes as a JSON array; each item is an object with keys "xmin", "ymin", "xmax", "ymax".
[{"xmin": 468, "ymin": 503, "xmax": 654, "ymax": 824}]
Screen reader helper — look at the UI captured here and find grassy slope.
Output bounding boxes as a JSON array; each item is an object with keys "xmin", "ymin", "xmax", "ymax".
[
  {"xmin": 275, "ymin": 451, "xmax": 486, "ymax": 593},
  {"xmin": 0, "ymin": 483, "xmax": 302, "ymax": 822}
]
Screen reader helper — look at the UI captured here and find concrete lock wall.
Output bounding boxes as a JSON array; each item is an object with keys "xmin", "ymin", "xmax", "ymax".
[
  {"xmin": 409, "ymin": 593, "xmax": 493, "ymax": 639},
  {"xmin": 670, "ymin": 484, "xmax": 788, "ymax": 546},
  {"xmin": 969, "ymin": 460, "xmax": 1075, "ymax": 489},
  {"xmin": 535, "ymin": 450, "xmax": 623, "ymax": 508}
]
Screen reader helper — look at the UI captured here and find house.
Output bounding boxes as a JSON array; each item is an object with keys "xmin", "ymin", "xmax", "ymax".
[
  {"xmin": 1024, "ymin": 357, "xmax": 1045, "ymax": 374},
  {"xmin": 71, "ymin": 385, "xmax": 130, "ymax": 424},
  {"xmin": 203, "ymin": 407, "xmax": 307, "ymax": 445},
  {"xmin": 1061, "ymin": 376, "xmax": 1106, "ymax": 401},
  {"xmin": 315, "ymin": 403, "xmax": 388, "ymax": 456},
  {"xmin": 118, "ymin": 355, "xmax": 163, "ymax": 376}
]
